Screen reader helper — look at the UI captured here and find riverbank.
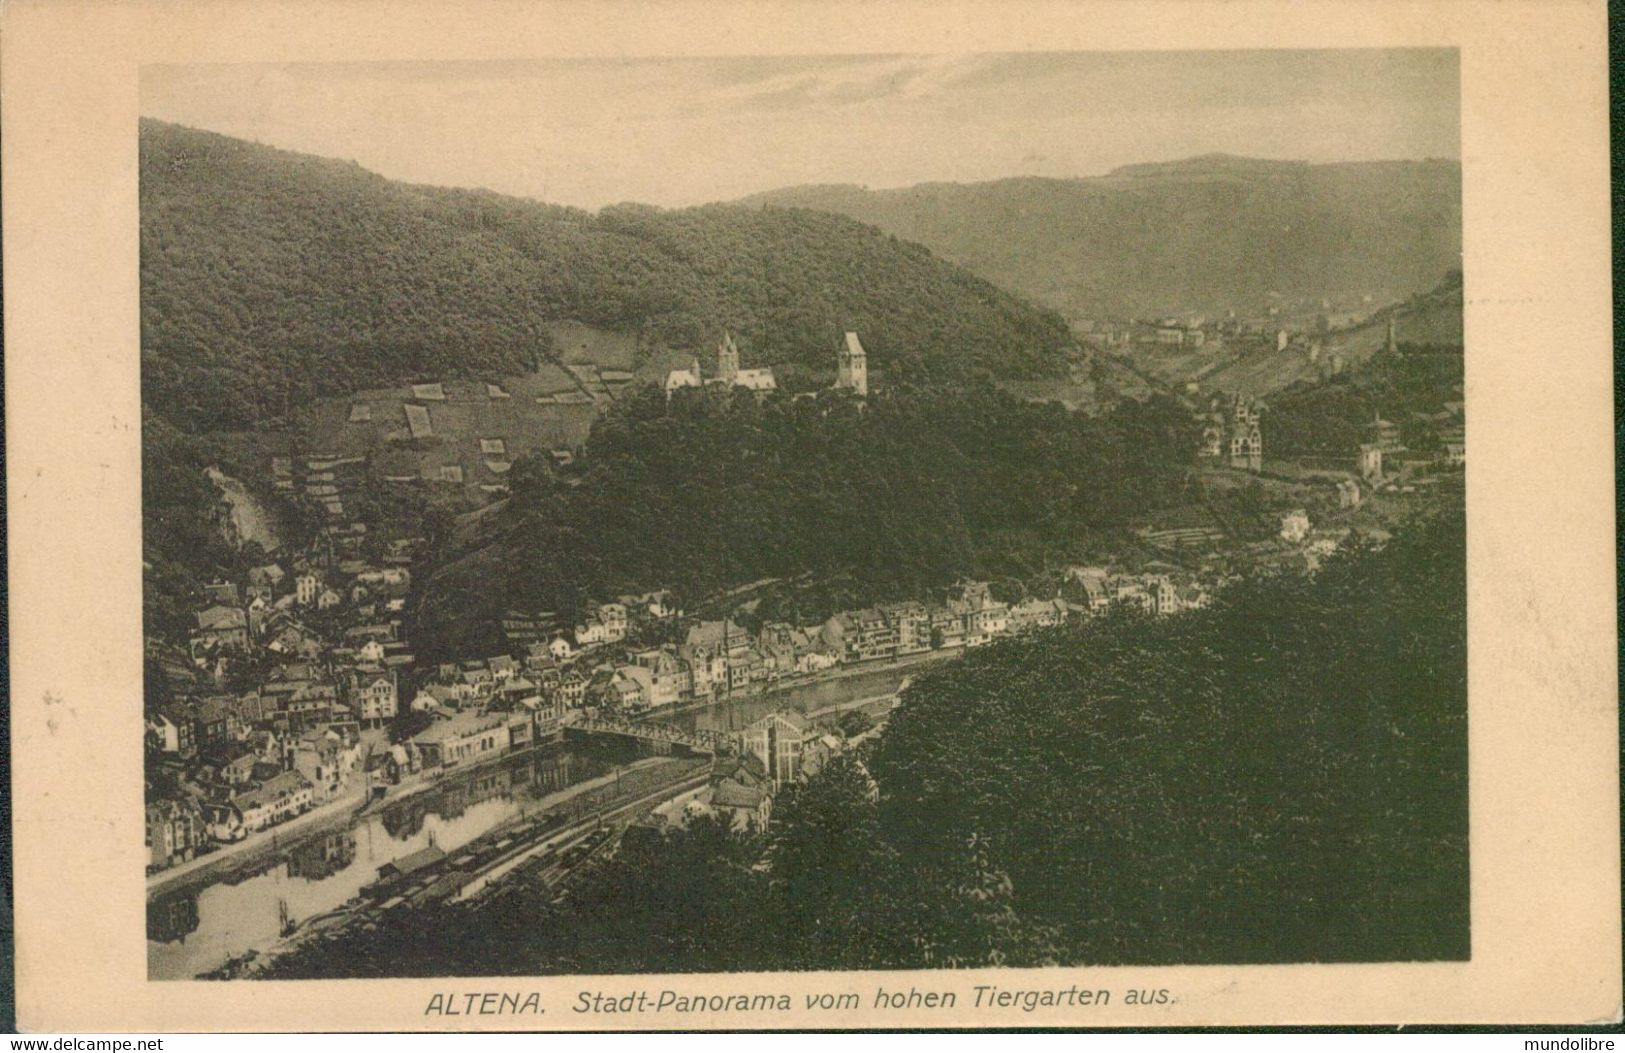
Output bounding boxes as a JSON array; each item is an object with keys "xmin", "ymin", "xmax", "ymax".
[
  {"xmin": 205, "ymin": 757, "xmax": 711, "ymax": 979},
  {"xmin": 148, "ymin": 780, "xmax": 369, "ymax": 899},
  {"xmin": 804, "ymin": 689, "xmax": 904, "ymax": 723},
  {"xmin": 147, "ymin": 738, "xmax": 565, "ymax": 900},
  {"xmin": 634, "ymin": 648, "xmax": 949, "ymax": 724},
  {"xmin": 149, "ymin": 652, "xmax": 942, "ymax": 899}
]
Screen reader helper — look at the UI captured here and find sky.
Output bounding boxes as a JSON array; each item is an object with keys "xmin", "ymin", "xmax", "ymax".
[{"xmin": 142, "ymin": 49, "xmax": 1459, "ymax": 211}]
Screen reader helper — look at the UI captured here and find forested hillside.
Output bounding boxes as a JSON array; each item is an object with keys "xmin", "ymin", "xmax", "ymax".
[
  {"xmin": 1266, "ymin": 339, "xmax": 1464, "ymax": 458},
  {"xmin": 141, "ymin": 120, "xmax": 1073, "ymax": 430},
  {"xmin": 1124, "ymin": 272, "xmax": 1464, "ymax": 401},
  {"xmin": 742, "ymin": 155, "xmax": 1461, "ymax": 321},
  {"xmin": 414, "ymin": 385, "xmax": 1195, "ymax": 658},
  {"xmin": 262, "ymin": 506, "xmax": 1466, "ymax": 978},
  {"xmin": 142, "ymin": 415, "xmax": 243, "ymax": 640},
  {"xmin": 865, "ymin": 507, "xmax": 1467, "ymax": 965}
]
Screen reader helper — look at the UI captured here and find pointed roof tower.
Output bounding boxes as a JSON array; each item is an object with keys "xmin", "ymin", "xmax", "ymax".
[{"xmin": 717, "ymin": 331, "xmax": 740, "ymax": 384}]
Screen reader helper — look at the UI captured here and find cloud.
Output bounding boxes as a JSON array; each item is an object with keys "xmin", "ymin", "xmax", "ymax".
[
  {"xmin": 706, "ymin": 53, "xmax": 1000, "ymax": 113},
  {"xmin": 141, "ymin": 50, "xmax": 1459, "ymax": 210}
]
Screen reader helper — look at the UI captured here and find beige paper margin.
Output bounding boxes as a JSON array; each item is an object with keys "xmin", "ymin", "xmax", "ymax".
[{"xmin": 4, "ymin": 0, "xmax": 1618, "ymax": 1032}]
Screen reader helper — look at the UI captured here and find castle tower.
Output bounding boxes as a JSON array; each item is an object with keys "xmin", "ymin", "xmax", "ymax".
[
  {"xmin": 1385, "ymin": 316, "xmax": 1398, "ymax": 355},
  {"xmin": 837, "ymin": 331, "xmax": 868, "ymax": 397},
  {"xmin": 717, "ymin": 331, "xmax": 740, "ymax": 384}
]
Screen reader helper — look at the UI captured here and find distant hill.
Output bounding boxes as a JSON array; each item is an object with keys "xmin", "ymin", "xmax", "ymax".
[
  {"xmin": 740, "ymin": 155, "xmax": 1461, "ymax": 322},
  {"xmin": 141, "ymin": 120, "xmax": 1074, "ymax": 430}
]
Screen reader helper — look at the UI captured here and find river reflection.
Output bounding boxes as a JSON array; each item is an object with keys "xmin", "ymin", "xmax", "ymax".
[
  {"xmin": 147, "ymin": 743, "xmax": 624, "ymax": 980},
  {"xmin": 147, "ymin": 665, "xmax": 931, "ymax": 980},
  {"xmin": 285, "ymin": 832, "xmax": 356, "ymax": 882}
]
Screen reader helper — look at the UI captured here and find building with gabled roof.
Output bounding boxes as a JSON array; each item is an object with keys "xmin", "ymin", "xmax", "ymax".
[
  {"xmin": 232, "ymin": 770, "xmax": 315, "ymax": 832},
  {"xmin": 740, "ymin": 711, "xmax": 810, "ymax": 787},
  {"xmin": 412, "ymin": 711, "xmax": 511, "ymax": 769},
  {"xmin": 664, "ymin": 358, "xmax": 703, "ymax": 396},
  {"xmin": 836, "ymin": 331, "xmax": 868, "ymax": 396}
]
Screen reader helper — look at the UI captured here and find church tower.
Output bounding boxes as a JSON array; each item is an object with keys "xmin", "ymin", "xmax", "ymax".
[
  {"xmin": 837, "ymin": 331, "xmax": 868, "ymax": 397},
  {"xmin": 717, "ymin": 331, "xmax": 740, "ymax": 384}
]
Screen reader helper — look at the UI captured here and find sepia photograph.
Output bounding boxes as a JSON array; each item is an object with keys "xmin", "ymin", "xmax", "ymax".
[
  {"xmin": 3, "ymin": 0, "xmax": 1618, "ymax": 1032},
  {"xmin": 137, "ymin": 48, "xmax": 1471, "ymax": 984}
]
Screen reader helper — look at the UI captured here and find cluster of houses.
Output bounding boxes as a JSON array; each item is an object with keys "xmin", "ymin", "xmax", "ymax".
[
  {"xmin": 147, "ymin": 530, "xmax": 562, "ymax": 873},
  {"xmin": 1197, "ymin": 393, "xmax": 1265, "ymax": 472},
  {"xmin": 476, "ymin": 570, "xmax": 1222, "ymax": 727},
  {"xmin": 1358, "ymin": 401, "xmax": 1465, "ymax": 486},
  {"xmin": 145, "ymin": 648, "xmax": 569, "ymax": 874},
  {"xmin": 144, "ymin": 696, "xmax": 368, "ymax": 873},
  {"xmin": 1061, "ymin": 565, "xmax": 1213, "ymax": 619},
  {"xmin": 145, "ymin": 500, "xmax": 1235, "ymax": 875},
  {"xmin": 659, "ymin": 710, "xmax": 861, "ymax": 835},
  {"xmin": 1084, "ymin": 294, "xmax": 1388, "ymax": 359},
  {"xmin": 514, "ymin": 583, "xmax": 1081, "ymax": 720}
]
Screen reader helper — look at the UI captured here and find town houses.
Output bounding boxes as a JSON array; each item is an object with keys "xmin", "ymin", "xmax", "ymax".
[
  {"xmin": 147, "ymin": 381, "xmax": 1369, "ymax": 881},
  {"xmin": 142, "ymin": 533, "xmax": 561, "ymax": 874},
  {"xmin": 666, "ymin": 709, "xmax": 871, "ymax": 835},
  {"xmin": 1197, "ymin": 392, "xmax": 1265, "ymax": 472},
  {"xmin": 1356, "ymin": 398, "xmax": 1465, "ymax": 489},
  {"xmin": 149, "ymin": 516, "xmax": 1251, "ymax": 874}
]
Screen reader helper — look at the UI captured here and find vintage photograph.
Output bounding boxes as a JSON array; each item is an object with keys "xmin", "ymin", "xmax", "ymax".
[{"xmin": 140, "ymin": 49, "xmax": 1467, "ymax": 983}]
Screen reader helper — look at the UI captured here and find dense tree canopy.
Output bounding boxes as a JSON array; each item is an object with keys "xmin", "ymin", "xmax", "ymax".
[
  {"xmin": 1266, "ymin": 340, "xmax": 1464, "ymax": 457},
  {"xmin": 414, "ymin": 385, "xmax": 1195, "ymax": 656},
  {"xmin": 261, "ymin": 507, "xmax": 1466, "ymax": 978},
  {"xmin": 868, "ymin": 504, "xmax": 1468, "ymax": 964},
  {"xmin": 142, "ymin": 412, "xmax": 244, "ymax": 641},
  {"xmin": 141, "ymin": 120, "xmax": 1073, "ymax": 430}
]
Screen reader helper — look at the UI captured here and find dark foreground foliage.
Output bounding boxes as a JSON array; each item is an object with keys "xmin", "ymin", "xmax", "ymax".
[
  {"xmin": 262, "ymin": 507, "xmax": 1466, "ymax": 979},
  {"xmin": 869, "ymin": 505, "xmax": 1468, "ymax": 964}
]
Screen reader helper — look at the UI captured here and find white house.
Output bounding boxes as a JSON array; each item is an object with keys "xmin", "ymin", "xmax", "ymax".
[{"xmin": 1279, "ymin": 509, "xmax": 1311, "ymax": 544}]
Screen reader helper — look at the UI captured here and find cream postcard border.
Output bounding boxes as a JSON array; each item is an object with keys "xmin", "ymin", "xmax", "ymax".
[{"xmin": 5, "ymin": 0, "xmax": 1619, "ymax": 1031}]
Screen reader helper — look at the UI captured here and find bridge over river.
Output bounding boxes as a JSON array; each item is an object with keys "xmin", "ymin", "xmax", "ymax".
[{"xmin": 565, "ymin": 716, "xmax": 733, "ymax": 756}]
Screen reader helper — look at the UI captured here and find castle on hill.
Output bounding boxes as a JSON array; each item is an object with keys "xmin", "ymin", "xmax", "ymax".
[
  {"xmin": 663, "ymin": 330, "xmax": 869, "ymax": 399},
  {"xmin": 663, "ymin": 332, "xmax": 777, "ymax": 398}
]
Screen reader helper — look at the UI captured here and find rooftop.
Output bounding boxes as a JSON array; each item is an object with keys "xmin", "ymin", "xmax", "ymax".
[{"xmin": 412, "ymin": 712, "xmax": 510, "ymax": 744}]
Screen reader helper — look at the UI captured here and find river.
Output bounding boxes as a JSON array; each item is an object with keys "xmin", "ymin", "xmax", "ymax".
[
  {"xmin": 146, "ymin": 657, "xmax": 939, "ymax": 980},
  {"xmin": 147, "ymin": 744, "xmax": 629, "ymax": 979},
  {"xmin": 205, "ymin": 466, "xmax": 283, "ymax": 554},
  {"xmin": 660, "ymin": 656, "xmax": 938, "ymax": 734}
]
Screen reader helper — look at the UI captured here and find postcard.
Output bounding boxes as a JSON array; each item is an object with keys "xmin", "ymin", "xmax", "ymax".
[{"xmin": 5, "ymin": 0, "xmax": 1618, "ymax": 1032}]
